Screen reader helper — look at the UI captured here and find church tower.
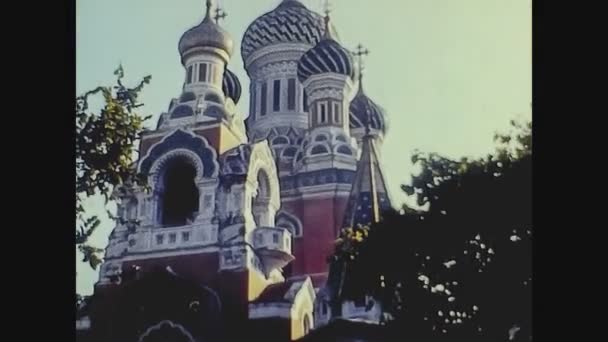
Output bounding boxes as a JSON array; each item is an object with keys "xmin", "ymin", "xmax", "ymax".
[
  {"xmin": 90, "ymin": 2, "xmax": 307, "ymax": 341},
  {"xmin": 242, "ymin": 0, "xmax": 329, "ymax": 175},
  {"xmin": 315, "ymin": 46, "xmax": 393, "ymax": 328},
  {"xmin": 280, "ymin": 10, "xmax": 359, "ymax": 279},
  {"xmin": 78, "ymin": 1, "xmax": 394, "ymax": 341}
]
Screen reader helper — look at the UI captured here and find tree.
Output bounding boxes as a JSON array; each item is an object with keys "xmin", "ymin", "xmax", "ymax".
[
  {"xmin": 330, "ymin": 120, "xmax": 532, "ymax": 341},
  {"xmin": 76, "ymin": 66, "xmax": 151, "ymax": 269}
]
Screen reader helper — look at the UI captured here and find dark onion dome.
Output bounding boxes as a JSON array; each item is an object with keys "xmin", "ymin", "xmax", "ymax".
[
  {"xmin": 349, "ymin": 81, "xmax": 387, "ymax": 134},
  {"xmin": 178, "ymin": 1, "xmax": 234, "ymax": 59},
  {"xmin": 241, "ymin": 0, "xmax": 326, "ymax": 64},
  {"xmin": 297, "ymin": 16, "xmax": 355, "ymax": 83},
  {"xmin": 222, "ymin": 68, "xmax": 242, "ymax": 104}
]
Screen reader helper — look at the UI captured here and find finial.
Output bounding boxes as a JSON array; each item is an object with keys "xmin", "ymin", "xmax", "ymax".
[
  {"xmin": 214, "ymin": 6, "xmax": 228, "ymax": 24},
  {"xmin": 353, "ymin": 43, "xmax": 370, "ymax": 86},
  {"xmin": 204, "ymin": 0, "xmax": 213, "ymax": 20},
  {"xmin": 322, "ymin": 0, "xmax": 333, "ymax": 39}
]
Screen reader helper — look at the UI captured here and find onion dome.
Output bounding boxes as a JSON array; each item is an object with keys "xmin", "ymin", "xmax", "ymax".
[
  {"xmin": 349, "ymin": 80, "xmax": 387, "ymax": 134},
  {"xmin": 222, "ymin": 68, "xmax": 242, "ymax": 104},
  {"xmin": 297, "ymin": 15, "xmax": 355, "ymax": 83},
  {"xmin": 241, "ymin": 0, "xmax": 326, "ymax": 64},
  {"xmin": 178, "ymin": 0, "xmax": 234, "ymax": 59}
]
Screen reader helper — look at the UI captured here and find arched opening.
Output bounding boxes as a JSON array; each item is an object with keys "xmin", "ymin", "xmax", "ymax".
[
  {"xmin": 311, "ymin": 145, "xmax": 329, "ymax": 155},
  {"xmin": 337, "ymin": 145, "xmax": 353, "ymax": 155},
  {"xmin": 205, "ymin": 93, "xmax": 223, "ymax": 104},
  {"xmin": 159, "ymin": 157, "xmax": 199, "ymax": 227},
  {"xmin": 252, "ymin": 170, "xmax": 271, "ymax": 227},
  {"xmin": 303, "ymin": 314, "xmax": 311, "ymax": 335}
]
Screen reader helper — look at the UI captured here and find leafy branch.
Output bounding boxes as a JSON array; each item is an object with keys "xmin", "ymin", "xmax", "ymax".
[{"xmin": 75, "ymin": 65, "xmax": 151, "ymax": 269}]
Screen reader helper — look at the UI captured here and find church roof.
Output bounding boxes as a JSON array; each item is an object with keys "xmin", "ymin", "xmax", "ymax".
[
  {"xmin": 222, "ymin": 67, "xmax": 242, "ymax": 104},
  {"xmin": 252, "ymin": 281, "xmax": 295, "ymax": 304},
  {"xmin": 252, "ymin": 277, "xmax": 311, "ymax": 304},
  {"xmin": 178, "ymin": 0, "xmax": 234, "ymax": 58},
  {"xmin": 241, "ymin": 0, "xmax": 326, "ymax": 64},
  {"xmin": 342, "ymin": 132, "xmax": 392, "ymax": 228},
  {"xmin": 349, "ymin": 81, "xmax": 387, "ymax": 135}
]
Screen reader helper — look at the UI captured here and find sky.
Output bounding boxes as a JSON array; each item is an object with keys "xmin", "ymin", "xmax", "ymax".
[{"xmin": 76, "ymin": 0, "xmax": 531, "ymax": 295}]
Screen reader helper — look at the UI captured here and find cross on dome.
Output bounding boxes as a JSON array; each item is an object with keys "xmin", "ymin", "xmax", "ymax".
[
  {"xmin": 321, "ymin": 0, "xmax": 334, "ymax": 40},
  {"xmin": 214, "ymin": 6, "xmax": 228, "ymax": 24},
  {"xmin": 353, "ymin": 43, "xmax": 370, "ymax": 83}
]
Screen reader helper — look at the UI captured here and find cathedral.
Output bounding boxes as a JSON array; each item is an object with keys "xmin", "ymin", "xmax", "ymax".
[{"xmin": 76, "ymin": 1, "xmax": 392, "ymax": 341}]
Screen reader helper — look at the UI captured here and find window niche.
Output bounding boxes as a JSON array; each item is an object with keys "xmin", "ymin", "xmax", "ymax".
[
  {"xmin": 251, "ymin": 170, "xmax": 272, "ymax": 227},
  {"xmin": 157, "ymin": 157, "xmax": 200, "ymax": 227},
  {"xmin": 273, "ymin": 79, "xmax": 281, "ymax": 112},
  {"xmin": 260, "ymin": 82, "xmax": 268, "ymax": 117}
]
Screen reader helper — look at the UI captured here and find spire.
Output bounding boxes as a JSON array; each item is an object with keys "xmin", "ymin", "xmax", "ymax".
[
  {"xmin": 342, "ymin": 94, "xmax": 391, "ymax": 228},
  {"xmin": 321, "ymin": 0, "xmax": 336, "ymax": 40},
  {"xmin": 204, "ymin": 0, "xmax": 213, "ymax": 21},
  {"xmin": 353, "ymin": 43, "xmax": 370, "ymax": 94}
]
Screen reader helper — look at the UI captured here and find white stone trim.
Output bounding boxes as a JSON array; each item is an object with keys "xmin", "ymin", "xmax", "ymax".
[
  {"xmin": 249, "ymin": 303, "xmax": 292, "ymax": 319},
  {"xmin": 138, "ymin": 320, "xmax": 195, "ymax": 342},
  {"xmin": 245, "ymin": 43, "xmax": 312, "ymax": 71},
  {"xmin": 119, "ymin": 245, "xmax": 220, "ymax": 262},
  {"xmin": 275, "ymin": 210, "xmax": 304, "ymax": 238}
]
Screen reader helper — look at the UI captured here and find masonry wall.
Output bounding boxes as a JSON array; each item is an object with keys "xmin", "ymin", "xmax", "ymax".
[{"xmin": 283, "ymin": 195, "xmax": 349, "ymax": 277}]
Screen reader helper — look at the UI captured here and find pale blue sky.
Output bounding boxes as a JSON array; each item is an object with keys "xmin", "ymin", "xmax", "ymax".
[{"xmin": 76, "ymin": 0, "xmax": 531, "ymax": 295}]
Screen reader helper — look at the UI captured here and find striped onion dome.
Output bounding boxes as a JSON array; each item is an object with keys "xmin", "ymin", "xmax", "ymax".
[
  {"xmin": 297, "ymin": 16, "xmax": 354, "ymax": 83},
  {"xmin": 349, "ymin": 80, "xmax": 387, "ymax": 134},
  {"xmin": 241, "ymin": 0, "xmax": 326, "ymax": 64},
  {"xmin": 178, "ymin": 1, "xmax": 234, "ymax": 58},
  {"xmin": 222, "ymin": 68, "xmax": 242, "ymax": 104}
]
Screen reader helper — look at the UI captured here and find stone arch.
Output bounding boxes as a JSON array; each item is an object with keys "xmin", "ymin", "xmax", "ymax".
[
  {"xmin": 309, "ymin": 144, "xmax": 330, "ymax": 156},
  {"xmin": 204, "ymin": 92, "xmax": 223, "ymax": 104},
  {"xmin": 138, "ymin": 320, "xmax": 195, "ymax": 342},
  {"xmin": 303, "ymin": 314, "xmax": 312, "ymax": 336},
  {"xmin": 276, "ymin": 210, "xmax": 303, "ymax": 238},
  {"xmin": 335, "ymin": 144, "xmax": 354, "ymax": 156},
  {"xmin": 314, "ymin": 133, "xmax": 329, "ymax": 142},
  {"xmin": 154, "ymin": 155, "xmax": 200, "ymax": 226},
  {"xmin": 171, "ymin": 105, "xmax": 194, "ymax": 119},
  {"xmin": 281, "ymin": 147, "xmax": 298, "ymax": 158},
  {"xmin": 180, "ymin": 92, "xmax": 196, "ymax": 103},
  {"xmin": 139, "ymin": 129, "xmax": 219, "ymax": 182},
  {"xmin": 246, "ymin": 141, "xmax": 280, "ymax": 228},
  {"xmin": 271, "ymin": 135, "xmax": 290, "ymax": 146},
  {"xmin": 149, "ymin": 149, "xmax": 205, "ymax": 189}
]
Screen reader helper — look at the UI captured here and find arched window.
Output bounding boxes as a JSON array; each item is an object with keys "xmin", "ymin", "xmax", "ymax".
[
  {"xmin": 204, "ymin": 93, "xmax": 222, "ymax": 104},
  {"xmin": 252, "ymin": 170, "xmax": 271, "ymax": 227},
  {"xmin": 203, "ymin": 105, "xmax": 226, "ymax": 119},
  {"xmin": 158, "ymin": 157, "xmax": 199, "ymax": 227},
  {"xmin": 314, "ymin": 134, "xmax": 328, "ymax": 142},
  {"xmin": 336, "ymin": 135, "xmax": 348, "ymax": 143},
  {"xmin": 171, "ymin": 105, "xmax": 194, "ymax": 119},
  {"xmin": 311, "ymin": 145, "xmax": 329, "ymax": 155},
  {"xmin": 337, "ymin": 145, "xmax": 353, "ymax": 155},
  {"xmin": 303, "ymin": 314, "xmax": 311, "ymax": 335},
  {"xmin": 272, "ymin": 136, "xmax": 289, "ymax": 145},
  {"xmin": 282, "ymin": 147, "xmax": 298, "ymax": 158},
  {"xmin": 179, "ymin": 92, "xmax": 196, "ymax": 103}
]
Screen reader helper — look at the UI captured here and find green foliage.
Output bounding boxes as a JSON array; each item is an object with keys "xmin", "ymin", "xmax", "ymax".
[
  {"xmin": 75, "ymin": 66, "xmax": 151, "ymax": 269},
  {"xmin": 330, "ymin": 119, "xmax": 532, "ymax": 341}
]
